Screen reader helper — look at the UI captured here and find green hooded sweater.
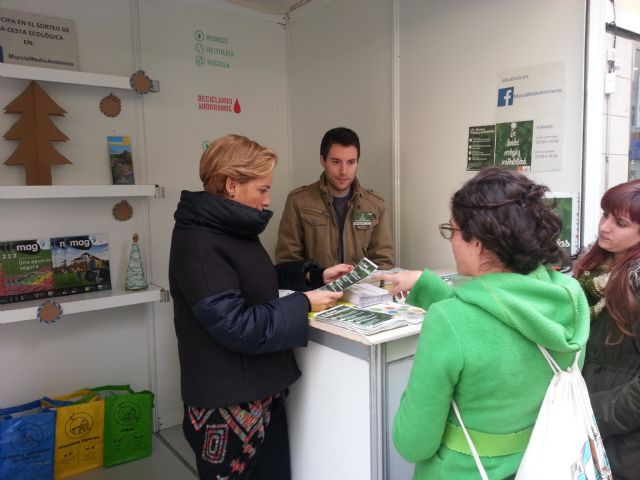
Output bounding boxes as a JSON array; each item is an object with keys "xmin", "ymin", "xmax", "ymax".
[{"xmin": 393, "ymin": 266, "xmax": 590, "ymax": 479}]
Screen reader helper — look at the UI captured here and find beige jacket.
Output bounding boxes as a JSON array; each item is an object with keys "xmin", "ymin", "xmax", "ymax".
[{"xmin": 275, "ymin": 174, "xmax": 395, "ymax": 269}]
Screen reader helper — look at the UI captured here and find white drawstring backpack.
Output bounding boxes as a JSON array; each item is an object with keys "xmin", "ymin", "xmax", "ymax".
[{"xmin": 452, "ymin": 345, "xmax": 612, "ymax": 480}]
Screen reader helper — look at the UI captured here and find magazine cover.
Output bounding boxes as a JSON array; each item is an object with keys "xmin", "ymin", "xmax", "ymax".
[
  {"xmin": 51, "ymin": 234, "xmax": 111, "ymax": 295},
  {"xmin": 107, "ymin": 135, "xmax": 135, "ymax": 185},
  {"xmin": 0, "ymin": 238, "xmax": 55, "ymax": 304}
]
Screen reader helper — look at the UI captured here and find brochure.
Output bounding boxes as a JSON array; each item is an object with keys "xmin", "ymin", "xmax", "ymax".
[
  {"xmin": 363, "ymin": 301, "xmax": 426, "ymax": 325},
  {"xmin": 108, "ymin": 135, "xmax": 135, "ymax": 185},
  {"xmin": 315, "ymin": 304, "xmax": 407, "ymax": 335},
  {"xmin": 0, "ymin": 238, "xmax": 55, "ymax": 304},
  {"xmin": 51, "ymin": 234, "xmax": 111, "ymax": 295},
  {"xmin": 318, "ymin": 257, "xmax": 378, "ymax": 292}
]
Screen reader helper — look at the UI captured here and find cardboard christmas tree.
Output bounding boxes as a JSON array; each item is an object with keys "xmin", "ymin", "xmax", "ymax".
[{"xmin": 3, "ymin": 81, "xmax": 71, "ymax": 185}]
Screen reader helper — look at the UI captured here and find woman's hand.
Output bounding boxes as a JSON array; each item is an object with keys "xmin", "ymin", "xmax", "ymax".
[
  {"xmin": 376, "ymin": 270, "xmax": 422, "ymax": 298},
  {"xmin": 304, "ymin": 290, "xmax": 343, "ymax": 312},
  {"xmin": 322, "ymin": 263, "xmax": 354, "ymax": 284}
]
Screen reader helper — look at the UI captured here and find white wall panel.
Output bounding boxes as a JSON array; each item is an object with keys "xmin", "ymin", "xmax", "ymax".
[
  {"xmin": 397, "ymin": 0, "xmax": 586, "ymax": 269},
  {"xmin": 0, "ymin": 0, "xmax": 153, "ymax": 408},
  {"xmin": 288, "ymin": 0, "xmax": 393, "ymax": 212},
  {"xmin": 138, "ymin": 0, "xmax": 290, "ymax": 426}
]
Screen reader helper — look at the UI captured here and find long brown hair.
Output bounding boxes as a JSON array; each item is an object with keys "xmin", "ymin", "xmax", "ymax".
[
  {"xmin": 574, "ymin": 179, "xmax": 640, "ymax": 337},
  {"xmin": 451, "ymin": 167, "xmax": 567, "ymax": 275}
]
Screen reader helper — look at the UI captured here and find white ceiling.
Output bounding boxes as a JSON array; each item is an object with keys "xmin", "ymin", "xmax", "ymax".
[{"xmin": 227, "ymin": 0, "xmax": 311, "ymax": 14}]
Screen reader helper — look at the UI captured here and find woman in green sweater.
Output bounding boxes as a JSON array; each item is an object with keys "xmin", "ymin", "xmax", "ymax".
[{"xmin": 380, "ymin": 167, "xmax": 590, "ymax": 479}]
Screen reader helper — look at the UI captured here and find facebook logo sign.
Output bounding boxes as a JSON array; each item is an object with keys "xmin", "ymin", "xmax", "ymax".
[{"xmin": 497, "ymin": 87, "xmax": 514, "ymax": 107}]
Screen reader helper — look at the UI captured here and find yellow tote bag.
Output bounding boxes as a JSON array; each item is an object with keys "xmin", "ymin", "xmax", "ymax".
[{"xmin": 43, "ymin": 389, "xmax": 105, "ymax": 479}]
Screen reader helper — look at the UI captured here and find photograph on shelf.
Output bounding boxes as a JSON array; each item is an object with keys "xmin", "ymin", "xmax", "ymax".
[
  {"xmin": 107, "ymin": 135, "xmax": 135, "ymax": 185},
  {"xmin": 0, "ymin": 238, "xmax": 55, "ymax": 304},
  {"xmin": 51, "ymin": 234, "xmax": 112, "ymax": 296}
]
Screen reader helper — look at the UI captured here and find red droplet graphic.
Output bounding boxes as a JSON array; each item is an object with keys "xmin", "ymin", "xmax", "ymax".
[{"xmin": 233, "ymin": 98, "xmax": 241, "ymax": 114}]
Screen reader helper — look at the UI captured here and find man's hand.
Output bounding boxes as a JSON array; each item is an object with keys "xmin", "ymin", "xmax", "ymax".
[{"xmin": 322, "ymin": 263, "xmax": 354, "ymax": 284}]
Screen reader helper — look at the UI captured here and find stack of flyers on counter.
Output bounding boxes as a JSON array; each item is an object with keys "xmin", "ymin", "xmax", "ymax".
[
  {"xmin": 51, "ymin": 234, "xmax": 112, "ymax": 296},
  {"xmin": 363, "ymin": 301, "xmax": 426, "ymax": 325},
  {"xmin": 0, "ymin": 238, "xmax": 55, "ymax": 304},
  {"xmin": 342, "ymin": 283, "xmax": 392, "ymax": 307},
  {"xmin": 314, "ymin": 304, "xmax": 408, "ymax": 335}
]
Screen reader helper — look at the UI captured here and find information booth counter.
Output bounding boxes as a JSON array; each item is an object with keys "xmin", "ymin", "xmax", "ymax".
[{"xmin": 287, "ymin": 318, "xmax": 421, "ymax": 480}]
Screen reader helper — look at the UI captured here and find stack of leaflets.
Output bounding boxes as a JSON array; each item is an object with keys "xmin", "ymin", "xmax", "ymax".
[
  {"xmin": 314, "ymin": 304, "xmax": 408, "ymax": 335},
  {"xmin": 343, "ymin": 283, "xmax": 392, "ymax": 307},
  {"xmin": 363, "ymin": 301, "xmax": 426, "ymax": 325}
]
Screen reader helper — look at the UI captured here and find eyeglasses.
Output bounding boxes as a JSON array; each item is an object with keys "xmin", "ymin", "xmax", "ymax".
[{"xmin": 438, "ymin": 222, "xmax": 462, "ymax": 240}]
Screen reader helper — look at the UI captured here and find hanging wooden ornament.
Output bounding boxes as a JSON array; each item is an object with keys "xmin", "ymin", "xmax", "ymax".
[
  {"xmin": 37, "ymin": 300, "xmax": 63, "ymax": 324},
  {"xmin": 112, "ymin": 200, "xmax": 133, "ymax": 221},
  {"xmin": 130, "ymin": 70, "xmax": 153, "ymax": 94},
  {"xmin": 100, "ymin": 93, "xmax": 122, "ymax": 117},
  {"xmin": 3, "ymin": 81, "xmax": 71, "ymax": 185}
]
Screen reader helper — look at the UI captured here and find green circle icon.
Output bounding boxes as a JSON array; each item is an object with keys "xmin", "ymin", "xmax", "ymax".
[{"xmin": 194, "ymin": 30, "xmax": 204, "ymax": 42}]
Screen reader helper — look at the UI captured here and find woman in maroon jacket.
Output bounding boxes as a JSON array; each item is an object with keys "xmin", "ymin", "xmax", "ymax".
[
  {"xmin": 574, "ymin": 179, "xmax": 640, "ymax": 479},
  {"xmin": 169, "ymin": 134, "xmax": 349, "ymax": 479}
]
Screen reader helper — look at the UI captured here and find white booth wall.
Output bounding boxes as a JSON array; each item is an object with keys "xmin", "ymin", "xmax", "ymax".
[
  {"xmin": 0, "ymin": 0, "xmax": 153, "ymax": 407},
  {"xmin": 395, "ymin": 0, "xmax": 587, "ymax": 269},
  {"xmin": 0, "ymin": 0, "xmax": 621, "ymax": 436},
  {"xmin": 137, "ymin": 0, "xmax": 292, "ymax": 428},
  {"xmin": 0, "ymin": 0, "xmax": 294, "ymax": 429},
  {"xmin": 288, "ymin": 0, "xmax": 393, "ymax": 208}
]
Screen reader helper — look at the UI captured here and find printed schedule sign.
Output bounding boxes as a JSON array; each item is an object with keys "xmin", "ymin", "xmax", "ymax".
[
  {"xmin": 0, "ymin": 8, "xmax": 79, "ymax": 70},
  {"xmin": 467, "ymin": 125, "xmax": 496, "ymax": 171},
  {"xmin": 495, "ymin": 62, "xmax": 566, "ymax": 172}
]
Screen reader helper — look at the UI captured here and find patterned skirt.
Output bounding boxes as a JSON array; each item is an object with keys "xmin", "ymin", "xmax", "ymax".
[{"xmin": 183, "ymin": 392, "xmax": 289, "ymax": 480}]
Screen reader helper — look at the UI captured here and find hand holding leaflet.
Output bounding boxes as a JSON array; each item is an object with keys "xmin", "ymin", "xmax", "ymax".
[
  {"xmin": 318, "ymin": 258, "xmax": 378, "ymax": 292},
  {"xmin": 376, "ymin": 270, "xmax": 422, "ymax": 298}
]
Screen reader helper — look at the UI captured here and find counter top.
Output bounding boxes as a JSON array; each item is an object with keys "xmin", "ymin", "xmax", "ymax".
[{"xmin": 308, "ymin": 317, "xmax": 422, "ymax": 346}]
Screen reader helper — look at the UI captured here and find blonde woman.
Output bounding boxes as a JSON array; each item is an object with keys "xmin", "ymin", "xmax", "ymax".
[{"xmin": 169, "ymin": 134, "xmax": 349, "ymax": 479}]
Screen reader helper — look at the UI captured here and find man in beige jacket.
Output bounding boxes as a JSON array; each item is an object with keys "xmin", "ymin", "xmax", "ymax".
[{"xmin": 275, "ymin": 127, "xmax": 394, "ymax": 270}]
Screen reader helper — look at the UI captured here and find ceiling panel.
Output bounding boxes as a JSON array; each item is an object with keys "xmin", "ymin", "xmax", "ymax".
[{"xmin": 227, "ymin": 0, "xmax": 310, "ymax": 14}]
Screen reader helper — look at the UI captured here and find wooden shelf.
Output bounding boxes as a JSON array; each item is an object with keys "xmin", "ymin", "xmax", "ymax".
[
  {"xmin": 0, "ymin": 184, "xmax": 159, "ymax": 199},
  {"xmin": 0, "ymin": 284, "xmax": 163, "ymax": 324},
  {"xmin": 0, "ymin": 63, "xmax": 131, "ymax": 89}
]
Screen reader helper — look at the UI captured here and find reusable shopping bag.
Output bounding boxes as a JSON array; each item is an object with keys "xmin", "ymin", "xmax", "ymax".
[
  {"xmin": 0, "ymin": 400, "xmax": 55, "ymax": 480},
  {"xmin": 89, "ymin": 385, "xmax": 154, "ymax": 467},
  {"xmin": 43, "ymin": 389, "xmax": 104, "ymax": 479},
  {"xmin": 453, "ymin": 346, "xmax": 612, "ymax": 480}
]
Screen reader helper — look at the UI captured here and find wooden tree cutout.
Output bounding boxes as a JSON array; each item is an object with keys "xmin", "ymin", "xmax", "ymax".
[{"xmin": 3, "ymin": 81, "xmax": 71, "ymax": 185}]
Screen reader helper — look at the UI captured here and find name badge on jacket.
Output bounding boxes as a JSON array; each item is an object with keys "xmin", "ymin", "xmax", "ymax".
[{"xmin": 353, "ymin": 211, "xmax": 375, "ymax": 228}]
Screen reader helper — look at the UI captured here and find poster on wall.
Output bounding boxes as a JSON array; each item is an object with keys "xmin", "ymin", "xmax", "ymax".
[
  {"xmin": 495, "ymin": 61, "xmax": 566, "ymax": 172},
  {"xmin": 0, "ymin": 8, "xmax": 78, "ymax": 70},
  {"xmin": 545, "ymin": 191, "xmax": 580, "ymax": 256},
  {"xmin": 494, "ymin": 120, "xmax": 533, "ymax": 170},
  {"xmin": 467, "ymin": 125, "xmax": 496, "ymax": 171},
  {"xmin": 193, "ymin": 29, "xmax": 235, "ymax": 71}
]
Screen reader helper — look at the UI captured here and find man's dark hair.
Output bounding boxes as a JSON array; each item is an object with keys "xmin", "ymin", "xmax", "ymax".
[
  {"xmin": 451, "ymin": 166, "xmax": 568, "ymax": 274},
  {"xmin": 320, "ymin": 127, "xmax": 360, "ymax": 160}
]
